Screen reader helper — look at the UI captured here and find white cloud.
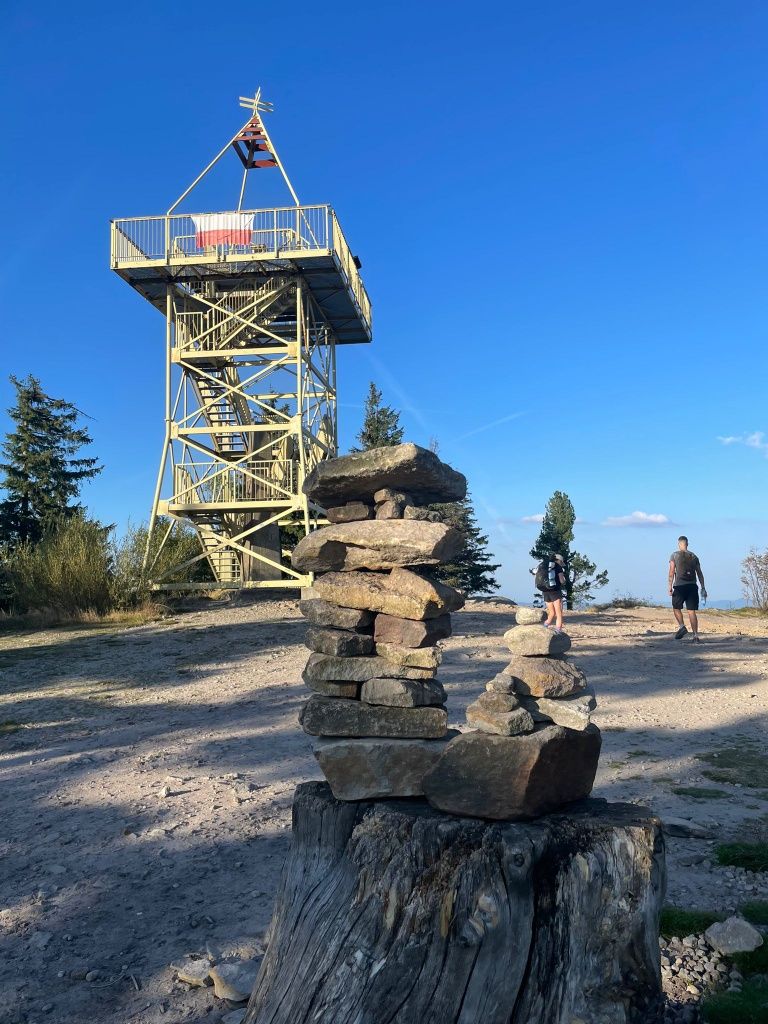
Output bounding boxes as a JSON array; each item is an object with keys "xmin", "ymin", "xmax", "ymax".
[
  {"xmin": 521, "ymin": 513, "xmax": 544, "ymax": 523},
  {"xmin": 718, "ymin": 431, "xmax": 768, "ymax": 455},
  {"xmin": 602, "ymin": 511, "xmax": 672, "ymax": 528}
]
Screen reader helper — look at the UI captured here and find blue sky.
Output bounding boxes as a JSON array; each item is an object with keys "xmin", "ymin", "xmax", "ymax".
[{"xmin": 1, "ymin": 0, "xmax": 766, "ymax": 602}]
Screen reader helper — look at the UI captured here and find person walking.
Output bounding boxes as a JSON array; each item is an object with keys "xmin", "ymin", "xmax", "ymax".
[
  {"xmin": 534, "ymin": 553, "xmax": 567, "ymax": 632},
  {"xmin": 668, "ymin": 535, "xmax": 707, "ymax": 642}
]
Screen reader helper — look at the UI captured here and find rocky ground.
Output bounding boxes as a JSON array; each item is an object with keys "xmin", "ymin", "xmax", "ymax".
[{"xmin": 1, "ymin": 599, "xmax": 767, "ymax": 1023}]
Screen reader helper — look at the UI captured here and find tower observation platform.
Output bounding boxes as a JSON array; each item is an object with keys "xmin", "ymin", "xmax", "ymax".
[{"xmin": 110, "ymin": 92, "xmax": 371, "ymax": 590}]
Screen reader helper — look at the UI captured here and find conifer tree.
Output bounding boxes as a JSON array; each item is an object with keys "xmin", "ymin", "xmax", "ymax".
[
  {"xmin": 353, "ymin": 382, "xmax": 404, "ymax": 451},
  {"xmin": 0, "ymin": 375, "xmax": 102, "ymax": 546},
  {"xmin": 430, "ymin": 492, "xmax": 500, "ymax": 595},
  {"xmin": 530, "ymin": 490, "xmax": 608, "ymax": 608}
]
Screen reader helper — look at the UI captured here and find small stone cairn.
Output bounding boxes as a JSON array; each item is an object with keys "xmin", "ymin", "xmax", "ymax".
[{"xmin": 292, "ymin": 443, "xmax": 601, "ymax": 818}]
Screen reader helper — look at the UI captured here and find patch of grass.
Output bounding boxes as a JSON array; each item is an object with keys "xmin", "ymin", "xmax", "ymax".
[
  {"xmin": 595, "ymin": 594, "xmax": 658, "ymax": 611},
  {"xmin": 740, "ymin": 900, "xmax": 768, "ymax": 926},
  {"xmin": 607, "ymin": 760, "xmax": 627, "ymax": 769},
  {"xmin": 696, "ymin": 746, "xmax": 768, "ymax": 790},
  {"xmin": 672, "ymin": 786, "xmax": 730, "ymax": 800},
  {"xmin": 0, "ymin": 720, "xmax": 21, "ymax": 735},
  {"xmin": 660, "ymin": 906, "xmax": 723, "ymax": 939},
  {"xmin": 628, "ymin": 749, "xmax": 655, "ymax": 758},
  {"xmin": 701, "ymin": 979, "xmax": 768, "ymax": 1024},
  {"xmin": 715, "ymin": 842, "xmax": 768, "ymax": 873},
  {"xmin": 733, "ymin": 942, "xmax": 768, "ymax": 976}
]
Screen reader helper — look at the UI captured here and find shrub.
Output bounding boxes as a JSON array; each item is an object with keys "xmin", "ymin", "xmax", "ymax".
[
  {"xmin": 741, "ymin": 548, "xmax": 768, "ymax": 611},
  {"xmin": 110, "ymin": 518, "xmax": 212, "ymax": 608}
]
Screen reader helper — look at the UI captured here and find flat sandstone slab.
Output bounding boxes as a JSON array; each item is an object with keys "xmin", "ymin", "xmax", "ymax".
[
  {"xmin": 299, "ymin": 598, "xmax": 374, "ymax": 633},
  {"xmin": 291, "ymin": 520, "xmax": 461, "ymax": 573},
  {"xmin": 303, "ymin": 652, "xmax": 435, "ymax": 683},
  {"xmin": 423, "ymin": 724, "xmax": 602, "ymax": 820},
  {"xmin": 374, "ymin": 641, "xmax": 442, "ymax": 669},
  {"xmin": 314, "ymin": 568, "xmax": 464, "ymax": 621},
  {"xmin": 313, "ymin": 734, "xmax": 459, "ymax": 800},
  {"xmin": 519, "ymin": 688, "xmax": 596, "ymax": 731},
  {"xmin": 300, "ymin": 695, "xmax": 448, "ymax": 738},
  {"xmin": 302, "ymin": 442, "xmax": 467, "ymax": 505},
  {"xmin": 305, "ymin": 625, "xmax": 374, "ymax": 657},
  {"xmin": 374, "ymin": 612, "xmax": 452, "ymax": 648},
  {"xmin": 326, "ymin": 501, "xmax": 374, "ymax": 523},
  {"xmin": 465, "ymin": 702, "xmax": 535, "ymax": 736},
  {"xmin": 504, "ymin": 625, "xmax": 572, "ymax": 657},
  {"xmin": 361, "ymin": 677, "xmax": 446, "ymax": 708}
]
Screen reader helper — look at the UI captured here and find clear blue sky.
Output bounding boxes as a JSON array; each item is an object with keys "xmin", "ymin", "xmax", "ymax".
[{"xmin": 1, "ymin": 0, "xmax": 766, "ymax": 602}]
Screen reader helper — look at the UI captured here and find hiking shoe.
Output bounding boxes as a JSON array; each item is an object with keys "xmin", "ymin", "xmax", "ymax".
[
  {"xmin": 692, "ymin": 634, "xmax": 701, "ymax": 643},
  {"xmin": 674, "ymin": 625, "xmax": 688, "ymax": 640}
]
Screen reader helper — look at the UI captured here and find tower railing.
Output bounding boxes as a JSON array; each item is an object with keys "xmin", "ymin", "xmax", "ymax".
[{"xmin": 110, "ymin": 204, "xmax": 371, "ymax": 329}]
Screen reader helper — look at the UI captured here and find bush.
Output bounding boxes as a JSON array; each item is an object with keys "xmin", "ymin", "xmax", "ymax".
[
  {"xmin": 110, "ymin": 518, "xmax": 211, "ymax": 609},
  {"xmin": 715, "ymin": 842, "xmax": 768, "ymax": 873},
  {"xmin": 741, "ymin": 548, "xmax": 768, "ymax": 611},
  {"xmin": 2, "ymin": 515, "xmax": 112, "ymax": 615}
]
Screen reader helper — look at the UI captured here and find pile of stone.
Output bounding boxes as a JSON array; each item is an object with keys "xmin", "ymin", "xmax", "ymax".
[
  {"xmin": 292, "ymin": 444, "xmax": 466, "ymax": 801},
  {"xmin": 421, "ymin": 623, "xmax": 601, "ymax": 819},
  {"xmin": 292, "ymin": 442, "xmax": 602, "ymax": 821}
]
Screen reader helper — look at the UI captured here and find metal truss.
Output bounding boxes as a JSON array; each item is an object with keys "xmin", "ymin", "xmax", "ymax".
[{"xmin": 144, "ymin": 272, "xmax": 337, "ymax": 589}]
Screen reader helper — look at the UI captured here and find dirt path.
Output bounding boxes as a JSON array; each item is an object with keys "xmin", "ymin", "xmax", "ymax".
[{"xmin": 1, "ymin": 600, "xmax": 767, "ymax": 1023}]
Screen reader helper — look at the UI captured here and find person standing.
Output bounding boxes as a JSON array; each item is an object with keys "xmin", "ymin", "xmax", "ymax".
[
  {"xmin": 534, "ymin": 553, "xmax": 567, "ymax": 633},
  {"xmin": 668, "ymin": 536, "xmax": 707, "ymax": 642}
]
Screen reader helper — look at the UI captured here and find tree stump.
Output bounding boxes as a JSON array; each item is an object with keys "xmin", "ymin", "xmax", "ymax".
[{"xmin": 245, "ymin": 782, "xmax": 666, "ymax": 1024}]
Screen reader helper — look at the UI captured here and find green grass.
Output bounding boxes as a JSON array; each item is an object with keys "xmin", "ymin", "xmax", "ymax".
[
  {"xmin": 702, "ymin": 979, "xmax": 768, "ymax": 1024},
  {"xmin": 733, "ymin": 942, "xmax": 768, "ymax": 976},
  {"xmin": 740, "ymin": 900, "xmax": 768, "ymax": 926},
  {"xmin": 716, "ymin": 842, "xmax": 768, "ymax": 873},
  {"xmin": 0, "ymin": 720, "xmax": 21, "ymax": 735},
  {"xmin": 696, "ymin": 745, "xmax": 768, "ymax": 790},
  {"xmin": 659, "ymin": 906, "xmax": 723, "ymax": 939},
  {"xmin": 628, "ymin": 749, "xmax": 655, "ymax": 758},
  {"xmin": 672, "ymin": 786, "xmax": 730, "ymax": 800}
]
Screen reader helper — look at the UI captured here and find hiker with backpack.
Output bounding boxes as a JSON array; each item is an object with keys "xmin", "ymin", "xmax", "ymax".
[
  {"xmin": 533, "ymin": 553, "xmax": 567, "ymax": 633},
  {"xmin": 668, "ymin": 535, "xmax": 707, "ymax": 642}
]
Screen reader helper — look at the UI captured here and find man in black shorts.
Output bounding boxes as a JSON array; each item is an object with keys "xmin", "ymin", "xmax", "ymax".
[{"xmin": 668, "ymin": 536, "xmax": 707, "ymax": 642}]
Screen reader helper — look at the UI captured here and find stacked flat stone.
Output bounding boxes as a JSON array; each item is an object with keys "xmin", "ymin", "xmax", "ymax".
[
  {"xmin": 291, "ymin": 444, "xmax": 467, "ymax": 801},
  {"xmin": 422, "ymin": 623, "xmax": 601, "ymax": 819}
]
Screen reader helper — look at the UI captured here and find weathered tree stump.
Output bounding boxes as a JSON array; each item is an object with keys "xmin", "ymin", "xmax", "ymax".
[{"xmin": 245, "ymin": 782, "xmax": 665, "ymax": 1024}]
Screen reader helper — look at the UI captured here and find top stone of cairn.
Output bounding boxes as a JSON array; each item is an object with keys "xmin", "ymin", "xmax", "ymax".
[{"xmin": 302, "ymin": 443, "xmax": 467, "ymax": 505}]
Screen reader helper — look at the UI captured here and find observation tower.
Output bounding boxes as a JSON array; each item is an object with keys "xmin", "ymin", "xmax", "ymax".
[{"xmin": 110, "ymin": 92, "xmax": 371, "ymax": 589}]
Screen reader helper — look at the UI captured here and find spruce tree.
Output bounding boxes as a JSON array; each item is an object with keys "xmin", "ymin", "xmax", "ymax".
[
  {"xmin": 353, "ymin": 382, "xmax": 404, "ymax": 451},
  {"xmin": 430, "ymin": 492, "xmax": 500, "ymax": 595},
  {"xmin": 530, "ymin": 490, "xmax": 608, "ymax": 608},
  {"xmin": 0, "ymin": 375, "xmax": 102, "ymax": 546}
]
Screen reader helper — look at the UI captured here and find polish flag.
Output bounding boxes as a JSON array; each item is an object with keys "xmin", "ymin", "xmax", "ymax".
[{"xmin": 192, "ymin": 213, "xmax": 254, "ymax": 248}]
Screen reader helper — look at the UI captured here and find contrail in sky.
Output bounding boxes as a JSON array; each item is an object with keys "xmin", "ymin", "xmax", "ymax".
[{"xmin": 452, "ymin": 411, "xmax": 526, "ymax": 442}]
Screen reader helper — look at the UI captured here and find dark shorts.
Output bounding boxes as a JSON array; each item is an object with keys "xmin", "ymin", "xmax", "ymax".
[
  {"xmin": 541, "ymin": 588, "xmax": 563, "ymax": 603},
  {"xmin": 672, "ymin": 584, "xmax": 699, "ymax": 610}
]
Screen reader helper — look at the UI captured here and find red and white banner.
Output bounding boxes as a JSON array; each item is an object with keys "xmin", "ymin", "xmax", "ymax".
[{"xmin": 192, "ymin": 213, "xmax": 254, "ymax": 248}]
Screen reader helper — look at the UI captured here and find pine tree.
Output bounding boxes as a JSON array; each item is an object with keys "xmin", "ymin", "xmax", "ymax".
[
  {"xmin": 430, "ymin": 493, "xmax": 500, "ymax": 595},
  {"xmin": 530, "ymin": 490, "xmax": 608, "ymax": 608},
  {"xmin": 352, "ymin": 382, "xmax": 404, "ymax": 451},
  {"xmin": 0, "ymin": 375, "xmax": 102, "ymax": 546}
]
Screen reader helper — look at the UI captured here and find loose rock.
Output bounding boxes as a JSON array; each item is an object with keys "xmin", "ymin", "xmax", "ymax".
[
  {"xmin": 326, "ymin": 501, "xmax": 373, "ymax": 523},
  {"xmin": 512, "ymin": 606, "xmax": 546, "ymax": 625},
  {"xmin": 518, "ymin": 688, "xmax": 596, "ymax": 731},
  {"xmin": 303, "ymin": 652, "xmax": 435, "ymax": 684},
  {"xmin": 209, "ymin": 961, "xmax": 260, "ymax": 1002},
  {"xmin": 314, "ymin": 568, "xmax": 464, "ymax": 621},
  {"xmin": 465, "ymin": 702, "xmax": 535, "ymax": 736},
  {"xmin": 705, "ymin": 916, "xmax": 764, "ymax": 954},
  {"xmin": 300, "ymin": 695, "xmax": 448, "ymax": 738},
  {"xmin": 172, "ymin": 957, "xmax": 212, "ymax": 987},
  {"xmin": 503, "ymin": 624, "xmax": 572, "ymax": 657},
  {"xmin": 501, "ymin": 654, "xmax": 587, "ymax": 697},
  {"xmin": 403, "ymin": 506, "xmax": 442, "ymax": 522},
  {"xmin": 473, "ymin": 691, "xmax": 520, "ymax": 713},
  {"xmin": 303, "ymin": 442, "xmax": 467, "ymax": 505},
  {"xmin": 374, "ymin": 612, "xmax": 452, "ymax": 647},
  {"xmin": 303, "ymin": 679, "xmax": 360, "ymax": 698},
  {"xmin": 292, "ymin": 520, "xmax": 462, "ymax": 573},
  {"xmin": 423, "ymin": 724, "xmax": 602, "ymax": 819},
  {"xmin": 361, "ymin": 677, "xmax": 446, "ymax": 708},
  {"xmin": 374, "ymin": 641, "xmax": 442, "ymax": 669},
  {"xmin": 313, "ymin": 735, "xmax": 457, "ymax": 799},
  {"xmin": 298, "ymin": 598, "xmax": 374, "ymax": 632},
  {"xmin": 305, "ymin": 626, "xmax": 374, "ymax": 657}
]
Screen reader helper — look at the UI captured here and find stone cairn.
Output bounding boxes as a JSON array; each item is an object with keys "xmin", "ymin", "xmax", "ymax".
[{"xmin": 291, "ymin": 442, "xmax": 601, "ymax": 816}]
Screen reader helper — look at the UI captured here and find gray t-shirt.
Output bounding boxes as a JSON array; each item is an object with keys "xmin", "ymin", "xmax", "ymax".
[{"xmin": 670, "ymin": 550, "xmax": 700, "ymax": 587}]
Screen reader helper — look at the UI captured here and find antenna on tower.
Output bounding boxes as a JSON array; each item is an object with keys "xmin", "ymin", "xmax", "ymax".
[{"xmin": 167, "ymin": 89, "xmax": 300, "ymax": 216}]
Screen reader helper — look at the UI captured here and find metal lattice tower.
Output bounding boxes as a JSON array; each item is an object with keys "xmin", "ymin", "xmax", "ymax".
[{"xmin": 110, "ymin": 92, "xmax": 371, "ymax": 590}]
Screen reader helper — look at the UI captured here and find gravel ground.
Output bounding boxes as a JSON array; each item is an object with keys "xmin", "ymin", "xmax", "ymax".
[{"xmin": 1, "ymin": 598, "xmax": 766, "ymax": 1023}]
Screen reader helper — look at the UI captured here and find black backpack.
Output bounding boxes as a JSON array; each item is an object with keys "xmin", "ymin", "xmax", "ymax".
[
  {"xmin": 534, "ymin": 560, "xmax": 552, "ymax": 591},
  {"xmin": 675, "ymin": 552, "xmax": 696, "ymax": 583}
]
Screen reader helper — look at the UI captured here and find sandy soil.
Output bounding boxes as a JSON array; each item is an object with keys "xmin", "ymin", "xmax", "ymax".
[{"xmin": 1, "ymin": 599, "xmax": 767, "ymax": 1023}]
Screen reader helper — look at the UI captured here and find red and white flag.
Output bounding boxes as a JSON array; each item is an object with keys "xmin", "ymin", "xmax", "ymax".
[{"xmin": 192, "ymin": 213, "xmax": 254, "ymax": 248}]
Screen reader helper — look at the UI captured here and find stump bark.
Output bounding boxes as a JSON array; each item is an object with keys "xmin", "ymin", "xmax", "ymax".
[{"xmin": 245, "ymin": 782, "xmax": 666, "ymax": 1024}]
